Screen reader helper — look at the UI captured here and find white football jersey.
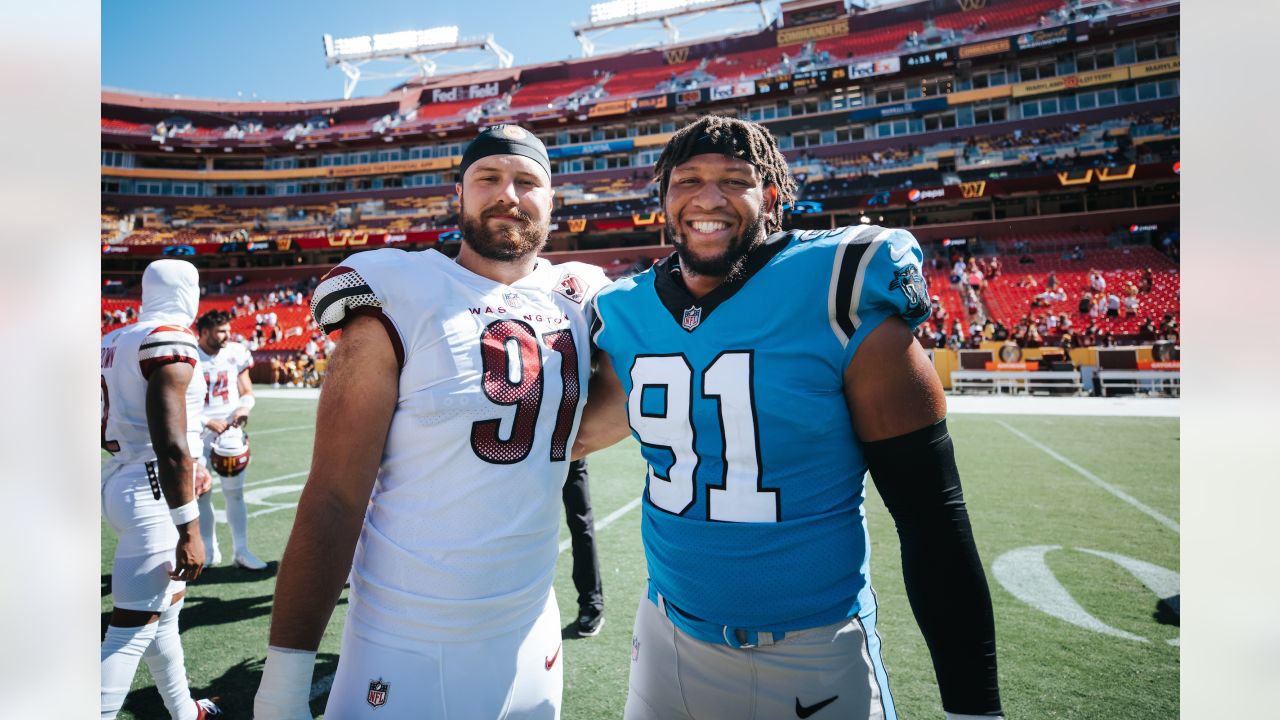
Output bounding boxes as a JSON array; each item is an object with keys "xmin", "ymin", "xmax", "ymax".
[
  {"xmin": 311, "ymin": 247, "xmax": 610, "ymax": 646},
  {"xmin": 101, "ymin": 321, "xmax": 207, "ymax": 466},
  {"xmin": 197, "ymin": 341, "xmax": 253, "ymax": 423}
]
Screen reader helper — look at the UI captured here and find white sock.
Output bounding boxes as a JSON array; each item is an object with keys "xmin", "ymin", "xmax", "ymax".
[
  {"xmin": 142, "ymin": 598, "xmax": 197, "ymax": 720},
  {"xmin": 223, "ymin": 482, "xmax": 250, "ymax": 557},
  {"xmin": 101, "ymin": 621, "xmax": 158, "ymax": 719},
  {"xmin": 197, "ymin": 488, "xmax": 218, "ymax": 559}
]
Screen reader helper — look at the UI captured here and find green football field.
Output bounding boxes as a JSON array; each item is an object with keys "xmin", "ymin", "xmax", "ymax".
[{"xmin": 102, "ymin": 396, "xmax": 1179, "ymax": 719}]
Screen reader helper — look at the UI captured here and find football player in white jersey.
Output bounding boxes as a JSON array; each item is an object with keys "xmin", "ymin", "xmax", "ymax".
[
  {"xmin": 194, "ymin": 309, "xmax": 267, "ymax": 570},
  {"xmin": 100, "ymin": 259, "xmax": 221, "ymax": 719},
  {"xmin": 255, "ymin": 125, "xmax": 610, "ymax": 719}
]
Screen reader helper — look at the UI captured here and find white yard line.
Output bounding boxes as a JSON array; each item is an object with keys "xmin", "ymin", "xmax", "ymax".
[
  {"xmin": 246, "ymin": 424, "xmax": 312, "ymax": 437},
  {"xmin": 995, "ymin": 419, "xmax": 1179, "ymax": 534}
]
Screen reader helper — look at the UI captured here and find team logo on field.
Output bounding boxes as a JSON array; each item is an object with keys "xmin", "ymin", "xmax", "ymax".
[
  {"xmin": 503, "ymin": 292, "xmax": 524, "ymax": 309},
  {"xmin": 367, "ymin": 679, "xmax": 389, "ymax": 708},
  {"xmin": 889, "ymin": 266, "xmax": 930, "ymax": 320},
  {"xmin": 681, "ymin": 305, "xmax": 703, "ymax": 331},
  {"xmin": 555, "ymin": 273, "xmax": 586, "ymax": 304}
]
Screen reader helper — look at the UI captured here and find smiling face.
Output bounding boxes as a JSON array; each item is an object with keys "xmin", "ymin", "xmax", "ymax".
[
  {"xmin": 662, "ymin": 153, "xmax": 777, "ymax": 280},
  {"xmin": 456, "ymin": 154, "xmax": 554, "ymax": 262},
  {"xmin": 199, "ymin": 322, "xmax": 230, "ymax": 354}
]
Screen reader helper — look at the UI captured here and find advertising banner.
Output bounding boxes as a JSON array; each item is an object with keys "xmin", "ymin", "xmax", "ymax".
[
  {"xmin": 547, "ymin": 138, "xmax": 635, "ymax": 159},
  {"xmin": 1015, "ymin": 26, "xmax": 1074, "ymax": 50},
  {"xmin": 958, "ymin": 37, "xmax": 1011, "ymax": 59},
  {"xmin": 587, "ymin": 99, "xmax": 632, "ymax": 118},
  {"xmin": 776, "ymin": 17, "xmax": 849, "ymax": 46},
  {"xmin": 1129, "ymin": 56, "xmax": 1179, "ymax": 79},
  {"xmin": 1010, "ymin": 66, "xmax": 1128, "ymax": 97},
  {"xmin": 850, "ymin": 56, "xmax": 900, "ymax": 79},
  {"xmin": 849, "ymin": 96, "xmax": 948, "ymax": 122}
]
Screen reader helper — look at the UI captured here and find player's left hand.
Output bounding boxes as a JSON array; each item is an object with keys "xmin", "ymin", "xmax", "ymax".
[{"xmin": 232, "ymin": 409, "xmax": 250, "ymax": 428}]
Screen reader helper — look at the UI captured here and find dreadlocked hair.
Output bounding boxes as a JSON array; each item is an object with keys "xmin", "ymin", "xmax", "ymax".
[{"xmin": 654, "ymin": 115, "xmax": 797, "ymax": 235}]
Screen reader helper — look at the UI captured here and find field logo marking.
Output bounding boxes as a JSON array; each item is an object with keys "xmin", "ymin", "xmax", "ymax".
[
  {"xmin": 993, "ymin": 545, "xmax": 1179, "ymax": 645},
  {"xmin": 244, "ymin": 484, "xmax": 307, "ymax": 518},
  {"xmin": 995, "ymin": 420, "xmax": 1180, "ymax": 534}
]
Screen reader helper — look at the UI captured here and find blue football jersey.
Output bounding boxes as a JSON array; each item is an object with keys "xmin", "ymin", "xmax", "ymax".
[{"xmin": 593, "ymin": 225, "xmax": 930, "ymax": 633}]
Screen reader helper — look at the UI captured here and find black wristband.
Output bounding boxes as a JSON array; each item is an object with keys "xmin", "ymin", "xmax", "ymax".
[{"xmin": 864, "ymin": 419, "xmax": 1003, "ymax": 716}]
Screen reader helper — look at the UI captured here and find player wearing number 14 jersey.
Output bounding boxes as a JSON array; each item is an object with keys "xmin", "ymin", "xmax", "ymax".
[
  {"xmin": 256, "ymin": 125, "xmax": 608, "ymax": 720},
  {"xmin": 194, "ymin": 310, "xmax": 266, "ymax": 570},
  {"xmin": 577, "ymin": 117, "xmax": 1002, "ymax": 720}
]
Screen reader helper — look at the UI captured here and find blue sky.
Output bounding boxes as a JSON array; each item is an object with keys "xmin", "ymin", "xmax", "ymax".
[{"xmin": 102, "ymin": 1, "xmax": 782, "ymax": 102}]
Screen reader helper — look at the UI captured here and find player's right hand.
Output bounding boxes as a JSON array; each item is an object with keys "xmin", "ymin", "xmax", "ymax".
[
  {"xmin": 171, "ymin": 525, "xmax": 205, "ymax": 581},
  {"xmin": 194, "ymin": 463, "xmax": 214, "ymax": 496},
  {"xmin": 206, "ymin": 418, "xmax": 230, "ymax": 435}
]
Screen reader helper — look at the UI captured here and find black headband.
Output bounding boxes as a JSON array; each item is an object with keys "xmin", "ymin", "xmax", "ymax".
[
  {"xmin": 457, "ymin": 124, "xmax": 551, "ymax": 181},
  {"xmin": 687, "ymin": 129, "xmax": 748, "ymax": 160}
]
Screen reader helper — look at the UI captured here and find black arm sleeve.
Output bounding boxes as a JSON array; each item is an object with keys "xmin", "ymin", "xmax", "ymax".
[{"xmin": 864, "ymin": 418, "xmax": 1003, "ymax": 716}]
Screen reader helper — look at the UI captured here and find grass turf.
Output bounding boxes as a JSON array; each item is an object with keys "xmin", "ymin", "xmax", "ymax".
[{"xmin": 103, "ymin": 397, "xmax": 1178, "ymax": 718}]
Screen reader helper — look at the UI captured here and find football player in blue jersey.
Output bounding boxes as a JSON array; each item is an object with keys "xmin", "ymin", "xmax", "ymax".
[{"xmin": 575, "ymin": 116, "xmax": 1003, "ymax": 720}]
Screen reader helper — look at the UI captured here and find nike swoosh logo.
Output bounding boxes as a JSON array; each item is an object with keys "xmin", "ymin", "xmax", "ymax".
[
  {"xmin": 889, "ymin": 243, "xmax": 911, "ymax": 262},
  {"xmin": 545, "ymin": 643, "xmax": 562, "ymax": 671},
  {"xmin": 795, "ymin": 695, "xmax": 838, "ymax": 718}
]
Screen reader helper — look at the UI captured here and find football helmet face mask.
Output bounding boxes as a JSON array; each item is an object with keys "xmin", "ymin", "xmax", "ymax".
[{"xmin": 210, "ymin": 426, "xmax": 250, "ymax": 477}]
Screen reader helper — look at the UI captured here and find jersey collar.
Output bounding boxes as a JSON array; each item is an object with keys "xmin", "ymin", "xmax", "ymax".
[{"xmin": 652, "ymin": 230, "xmax": 792, "ymax": 332}]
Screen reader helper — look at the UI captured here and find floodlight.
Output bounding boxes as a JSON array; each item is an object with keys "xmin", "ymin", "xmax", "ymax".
[{"xmin": 590, "ymin": 0, "xmax": 719, "ymax": 23}]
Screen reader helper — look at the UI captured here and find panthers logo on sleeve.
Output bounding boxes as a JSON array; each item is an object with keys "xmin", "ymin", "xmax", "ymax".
[{"xmin": 889, "ymin": 265, "xmax": 930, "ymax": 321}]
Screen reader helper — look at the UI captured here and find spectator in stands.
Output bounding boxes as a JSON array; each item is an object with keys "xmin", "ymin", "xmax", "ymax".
[
  {"xmin": 966, "ymin": 262, "xmax": 985, "ymax": 296},
  {"xmin": 950, "ymin": 258, "xmax": 966, "ymax": 285},
  {"xmin": 1139, "ymin": 268, "xmax": 1154, "ymax": 293},
  {"xmin": 1139, "ymin": 317, "xmax": 1158, "ymax": 342},
  {"xmin": 1023, "ymin": 327, "xmax": 1045, "ymax": 348},
  {"xmin": 1046, "ymin": 271, "xmax": 1059, "ymax": 292},
  {"xmin": 914, "ymin": 323, "xmax": 937, "ymax": 349},
  {"xmin": 986, "ymin": 256, "xmax": 1001, "ymax": 280},
  {"xmin": 1106, "ymin": 292, "xmax": 1121, "ymax": 318},
  {"xmin": 1070, "ymin": 245, "xmax": 1084, "ymax": 261},
  {"xmin": 991, "ymin": 321, "xmax": 1009, "ymax": 341},
  {"xmin": 1089, "ymin": 270, "xmax": 1106, "ymax": 293}
]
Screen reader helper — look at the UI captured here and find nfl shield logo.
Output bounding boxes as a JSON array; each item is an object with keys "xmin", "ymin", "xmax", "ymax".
[
  {"xmin": 367, "ymin": 679, "xmax": 389, "ymax": 708},
  {"xmin": 682, "ymin": 306, "xmax": 702, "ymax": 331},
  {"xmin": 503, "ymin": 291, "xmax": 524, "ymax": 309}
]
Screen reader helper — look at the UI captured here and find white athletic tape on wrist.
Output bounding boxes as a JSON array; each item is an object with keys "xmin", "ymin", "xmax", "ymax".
[
  {"xmin": 170, "ymin": 500, "xmax": 200, "ymax": 526},
  {"xmin": 256, "ymin": 646, "xmax": 317, "ymax": 712},
  {"xmin": 238, "ymin": 394, "xmax": 256, "ymax": 411}
]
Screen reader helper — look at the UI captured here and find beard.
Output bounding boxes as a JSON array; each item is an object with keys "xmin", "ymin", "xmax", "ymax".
[
  {"xmin": 667, "ymin": 210, "xmax": 767, "ymax": 282},
  {"xmin": 459, "ymin": 199, "xmax": 549, "ymax": 262}
]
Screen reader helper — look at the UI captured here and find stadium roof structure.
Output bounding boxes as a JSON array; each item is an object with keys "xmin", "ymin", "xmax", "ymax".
[
  {"xmin": 572, "ymin": 0, "xmax": 774, "ymax": 57},
  {"xmin": 323, "ymin": 26, "xmax": 514, "ymax": 100}
]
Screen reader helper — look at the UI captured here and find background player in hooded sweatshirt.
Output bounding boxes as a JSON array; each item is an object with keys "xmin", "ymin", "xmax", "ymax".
[
  {"xmin": 254, "ymin": 125, "xmax": 609, "ymax": 720},
  {"xmin": 193, "ymin": 309, "xmax": 266, "ymax": 571},
  {"xmin": 575, "ymin": 116, "xmax": 1003, "ymax": 720},
  {"xmin": 100, "ymin": 259, "xmax": 221, "ymax": 719}
]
